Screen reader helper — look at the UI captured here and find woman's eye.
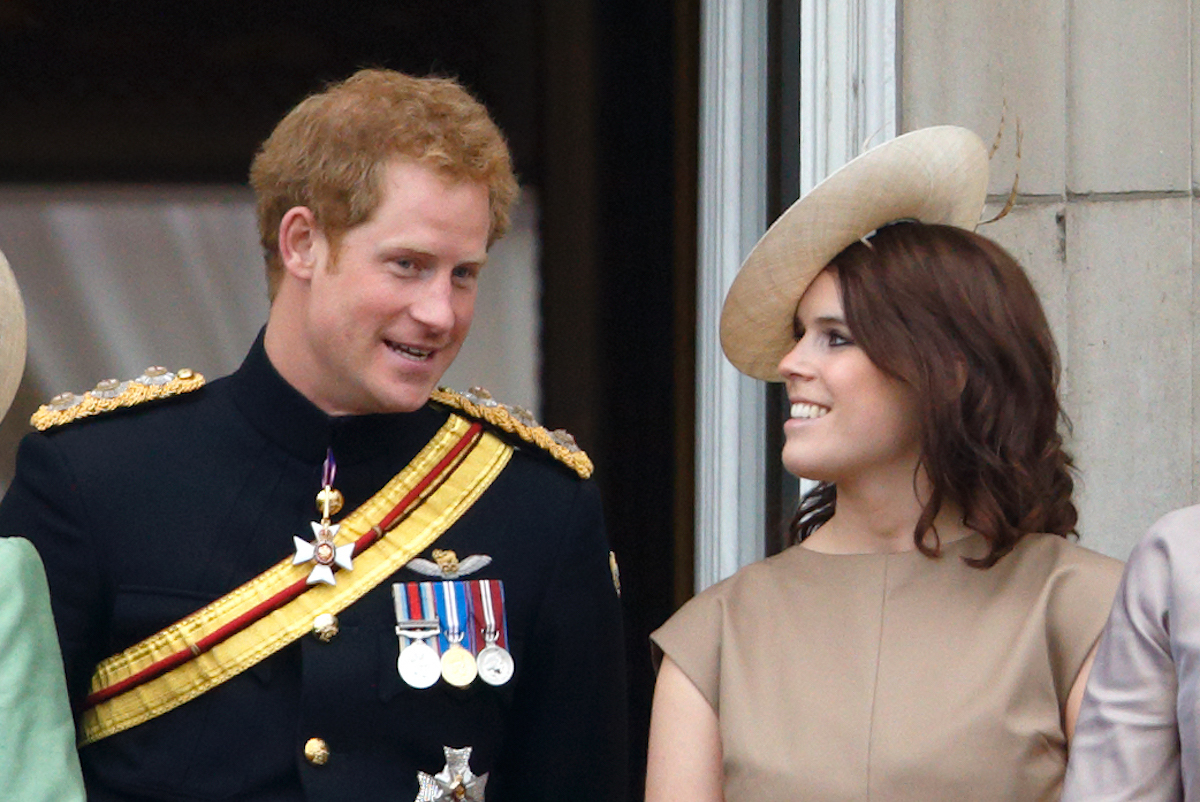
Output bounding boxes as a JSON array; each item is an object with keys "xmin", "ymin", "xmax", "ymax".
[{"xmin": 828, "ymin": 330, "xmax": 853, "ymax": 347}]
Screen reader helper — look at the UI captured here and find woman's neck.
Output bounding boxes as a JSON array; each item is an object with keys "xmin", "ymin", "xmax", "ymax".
[{"xmin": 801, "ymin": 471, "xmax": 974, "ymax": 555}]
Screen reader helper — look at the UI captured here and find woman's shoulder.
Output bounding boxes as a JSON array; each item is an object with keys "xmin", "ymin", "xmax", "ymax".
[
  {"xmin": 1116, "ymin": 504, "xmax": 1200, "ymax": 603},
  {"xmin": 679, "ymin": 544, "xmax": 822, "ymax": 610},
  {"xmin": 1135, "ymin": 503, "xmax": 1200, "ymax": 555},
  {"xmin": 1000, "ymin": 534, "xmax": 1124, "ymax": 638},
  {"xmin": 654, "ymin": 545, "xmax": 843, "ymax": 650},
  {"xmin": 1007, "ymin": 532, "xmax": 1123, "ymax": 584},
  {"xmin": 0, "ymin": 536, "xmax": 43, "ymax": 578},
  {"xmin": 650, "ymin": 547, "xmax": 819, "ymax": 708}
]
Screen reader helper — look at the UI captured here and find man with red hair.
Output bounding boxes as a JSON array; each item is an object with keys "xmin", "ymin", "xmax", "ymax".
[{"xmin": 0, "ymin": 69, "xmax": 627, "ymax": 801}]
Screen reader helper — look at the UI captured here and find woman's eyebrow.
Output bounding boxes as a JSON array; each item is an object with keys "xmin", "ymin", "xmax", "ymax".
[{"xmin": 812, "ymin": 314, "xmax": 847, "ymax": 326}]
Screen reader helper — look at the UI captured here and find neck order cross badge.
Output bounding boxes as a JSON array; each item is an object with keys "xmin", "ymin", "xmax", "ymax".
[{"xmin": 293, "ymin": 449, "xmax": 354, "ymax": 585}]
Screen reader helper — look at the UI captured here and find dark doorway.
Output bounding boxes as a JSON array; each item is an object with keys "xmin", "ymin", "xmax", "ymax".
[{"xmin": 539, "ymin": 2, "xmax": 699, "ymax": 798}]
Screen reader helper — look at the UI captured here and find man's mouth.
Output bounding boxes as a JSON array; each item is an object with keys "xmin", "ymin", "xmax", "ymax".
[
  {"xmin": 790, "ymin": 402, "xmax": 829, "ymax": 420},
  {"xmin": 386, "ymin": 340, "xmax": 435, "ymax": 362}
]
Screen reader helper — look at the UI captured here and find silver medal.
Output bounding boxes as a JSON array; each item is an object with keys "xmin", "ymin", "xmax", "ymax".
[
  {"xmin": 394, "ymin": 582, "xmax": 444, "ymax": 689},
  {"xmin": 475, "ymin": 579, "xmax": 513, "ymax": 686},
  {"xmin": 398, "ymin": 639, "xmax": 442, "ymax": 689},
  {"xmin": 476, "ymin": 642, "xmax": 514, "ymax": 686}
]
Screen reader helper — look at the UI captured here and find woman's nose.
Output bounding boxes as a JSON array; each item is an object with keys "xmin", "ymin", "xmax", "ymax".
[{"xmin": 777, "ymin": 337, "xmax": 815, "ymax": 381}]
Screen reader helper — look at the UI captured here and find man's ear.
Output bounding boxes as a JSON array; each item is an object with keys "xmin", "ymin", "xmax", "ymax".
[{"xmin": 278, "ymin": 207, "xmax": 326, "ymax": 280}]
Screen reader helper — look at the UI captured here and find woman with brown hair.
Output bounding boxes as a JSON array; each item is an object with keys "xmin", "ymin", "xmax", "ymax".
[{"xmin": 646, "ymin": 127, "xmax": 1123, "ymax": 801}]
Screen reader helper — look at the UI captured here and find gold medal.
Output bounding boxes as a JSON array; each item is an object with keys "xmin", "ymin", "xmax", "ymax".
[
  {"xmin": 440, "ymin": 643, "xmax": 478, "ymax": 687},
  {"xmin": 435, "ymin": 581, "xmax": 477, "ymax": 687}
]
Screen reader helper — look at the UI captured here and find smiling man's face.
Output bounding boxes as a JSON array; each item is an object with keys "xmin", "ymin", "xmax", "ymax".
[{"xmin": 282, "ymin": 159, "xmax": 491, "ymax": 416}]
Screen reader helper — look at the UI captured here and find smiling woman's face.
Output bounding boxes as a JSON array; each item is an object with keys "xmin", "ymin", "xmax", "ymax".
[{"xmin": 776, "ymin": 269, "xmax": 923, "ymax": 485}]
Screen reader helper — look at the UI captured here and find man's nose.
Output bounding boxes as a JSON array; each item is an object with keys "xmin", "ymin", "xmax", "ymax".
[{"xmin": 408, "ymin": 273, "xmax": 457, "ymax": 332}]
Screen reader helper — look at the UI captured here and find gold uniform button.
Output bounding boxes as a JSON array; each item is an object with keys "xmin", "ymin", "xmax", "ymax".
[
  {"xmin": 312, "ymin": 613, "xmax": 339, "ymax": 642},
  {"xmin": 304, "ymin": 737, "xmax": 330, "ymax": 766}
]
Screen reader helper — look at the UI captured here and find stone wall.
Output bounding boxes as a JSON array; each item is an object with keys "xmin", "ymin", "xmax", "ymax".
[{"xmin": 902, "ymin": 0, "xmax": 1196, "ymax": 558}]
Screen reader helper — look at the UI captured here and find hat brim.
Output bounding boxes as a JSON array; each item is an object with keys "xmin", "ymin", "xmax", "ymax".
[
  {"xmin": 0, "ymin": 248, "xmax": 26, "ymax": 421},
  {"xmin": 720, "ymin": 125, "xmax": 990, "ymax": 381}
]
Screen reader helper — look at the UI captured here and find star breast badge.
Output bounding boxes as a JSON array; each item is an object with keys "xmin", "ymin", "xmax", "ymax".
[{"xmin": 416, "ymin": 746, "xmax": 488, "ymax": 801}]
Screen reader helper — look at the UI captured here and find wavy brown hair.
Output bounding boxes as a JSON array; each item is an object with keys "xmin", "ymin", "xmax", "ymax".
[{"xmin": 790, "ymin": 221, "xmax": 1077, "ymax": 567}]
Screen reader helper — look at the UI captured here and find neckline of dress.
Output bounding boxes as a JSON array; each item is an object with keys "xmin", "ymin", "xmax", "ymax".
[{"xmin": 794, "ymin": 530, "xmax": 987, "ymax": 559}]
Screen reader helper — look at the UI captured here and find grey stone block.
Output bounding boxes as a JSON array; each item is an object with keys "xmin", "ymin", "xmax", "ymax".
[
  {"xmin": 1068, "ymin": 0, "xmax": 1191, "ymax": 192},
  {"xmin": 1065, "ymin": 197, "xmax": 1192, "ymax": 559}
]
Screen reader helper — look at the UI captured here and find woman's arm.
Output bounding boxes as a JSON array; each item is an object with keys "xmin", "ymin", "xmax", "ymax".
[
  {"xmin": 645, "ymin": 656, "xmax": 724, "ymax": 802},
  {"xmin": 0, "ymin": 538, "xmax": 86, "ymax": 802},
  {"xmin": 1061, "ymin": 520, "xmax": 1185, "ymax": 802},
  {"xmin": 1063, "ymin": 642, "xmax": 1098, "ymax": 743}
]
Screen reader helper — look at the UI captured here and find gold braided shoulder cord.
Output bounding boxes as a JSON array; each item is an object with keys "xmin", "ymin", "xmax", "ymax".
[
  {"xmin": 430, "ymin": 387, "xmax": 593, "ymax": 479},
  {"xmin": 32, "ymin": 368, "xmax": 205, "ymax": 432}
]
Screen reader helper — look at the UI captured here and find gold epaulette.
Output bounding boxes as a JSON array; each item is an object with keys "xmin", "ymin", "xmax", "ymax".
[
  {"xmin": 31, "ymin": 367, "xmax": 205, "ymax": 432},
  {"xmin": 431, "ymin": 386, "xmax": 593, "ymax": 479}
]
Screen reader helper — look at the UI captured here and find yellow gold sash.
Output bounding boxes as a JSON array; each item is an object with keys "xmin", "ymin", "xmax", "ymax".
[{"xmin": 80, "ymin": 415, "xmax": 512, "ymax": 745}]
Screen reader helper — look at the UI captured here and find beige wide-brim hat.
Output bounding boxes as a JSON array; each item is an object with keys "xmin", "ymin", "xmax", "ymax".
[
  {"xmin": 0, "ymin": 248, "xmax": 26, "ymax": 420},
  {"xmin": 720, "ymin": 125, "xmax": 990, "ymax": 381}
]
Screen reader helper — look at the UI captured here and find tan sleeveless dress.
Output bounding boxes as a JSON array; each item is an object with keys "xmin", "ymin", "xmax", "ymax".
[{"xmin": 651, "ymin": 533, "xmax": 1122, "ymax": 802}]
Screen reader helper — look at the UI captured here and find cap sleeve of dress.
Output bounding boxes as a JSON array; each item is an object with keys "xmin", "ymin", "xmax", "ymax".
[
  {"xmin": 1043, "ymin": 540, "xmax": 1125, "ymax": 703},
  {"xmin": 650, "ymin": 583, "xmax": 727, "ymax": 713}
]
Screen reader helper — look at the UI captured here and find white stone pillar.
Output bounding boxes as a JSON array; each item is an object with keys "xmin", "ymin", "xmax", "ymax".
[
  {"xmin": 695, "ymin": 0, "xmax": 769, "ymax": 590},
  {"xmin": 800, "ymin": 0, "xmax": 897, "ymax": 193}
]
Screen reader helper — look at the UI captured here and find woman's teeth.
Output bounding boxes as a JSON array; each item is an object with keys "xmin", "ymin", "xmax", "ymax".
[{"xmin": 790, "ymin": 402, "xmax": 828, "ymax": 419}]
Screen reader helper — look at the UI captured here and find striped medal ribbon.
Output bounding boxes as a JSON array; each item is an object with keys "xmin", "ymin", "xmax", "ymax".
[
  {"xmin": 472, "ymin": 579, "xmax": 514, "ymax": 686},
  {"xmin": 436, "ymin": 581, "xmax": 477, "ymax": 687},
  {"xmin": 393, "ymin": 582, "xmax": 442, "ymax": 689}
]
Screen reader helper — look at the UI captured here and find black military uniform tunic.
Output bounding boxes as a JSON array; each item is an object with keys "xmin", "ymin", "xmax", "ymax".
[{"xmin": 0, "ymin": 334, "xmax": 628, "ymax": 801}]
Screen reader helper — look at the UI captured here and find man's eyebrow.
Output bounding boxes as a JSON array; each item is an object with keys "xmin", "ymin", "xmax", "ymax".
[{"xmin": 378, "ymin": 244, "xmax": 488, "ymax": 266}]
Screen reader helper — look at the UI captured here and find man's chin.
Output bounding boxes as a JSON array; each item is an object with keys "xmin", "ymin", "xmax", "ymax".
[{"xmin": 373, "ymin": 380, "xmax": 439, "ymax": 415}]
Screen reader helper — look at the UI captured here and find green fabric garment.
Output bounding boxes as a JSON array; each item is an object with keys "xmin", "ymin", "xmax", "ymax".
[{"xmin": 0, "ymin": 537, "xmax": 84, "ymax": 801}]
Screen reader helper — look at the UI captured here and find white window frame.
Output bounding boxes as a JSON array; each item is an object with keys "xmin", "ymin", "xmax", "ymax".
[{"xmin": 695, "ymin": 0, "xmax": 896, "ymax": 591}]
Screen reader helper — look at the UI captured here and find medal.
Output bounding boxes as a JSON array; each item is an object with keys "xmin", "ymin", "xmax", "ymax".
[
  {"xmin": 476, "ymin": 643, "xmax": 514, "ymax": 687},
  {"xmin": 293, "ymin": 449, "xmax": 353, "ymax": 586},
  {"xmin": 398, "ymin": 639, "xmax": 443, "ymax": 689},
  {"xmin": 441, "ymin": 644, "xmax": 478, "ymax": 687},
  {"xmin": 393, "ymin": 583, "xmax": 443, "ymax": 689},
  {"xmin": 437, "ymin": 581, "xmax": 477, "ymax": 687},
  {"xmin": 416, "ymin": 746, "xmax": 488, "ymax": 802},
  {"xmin": 471, "ymin": 579, "xmax": 513, "ymax": 686}
]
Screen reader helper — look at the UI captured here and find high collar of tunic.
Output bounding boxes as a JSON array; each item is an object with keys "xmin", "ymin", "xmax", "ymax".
[{"xmin": 227, "ymin": 330, "xmax": 450, "ymax": 470}]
